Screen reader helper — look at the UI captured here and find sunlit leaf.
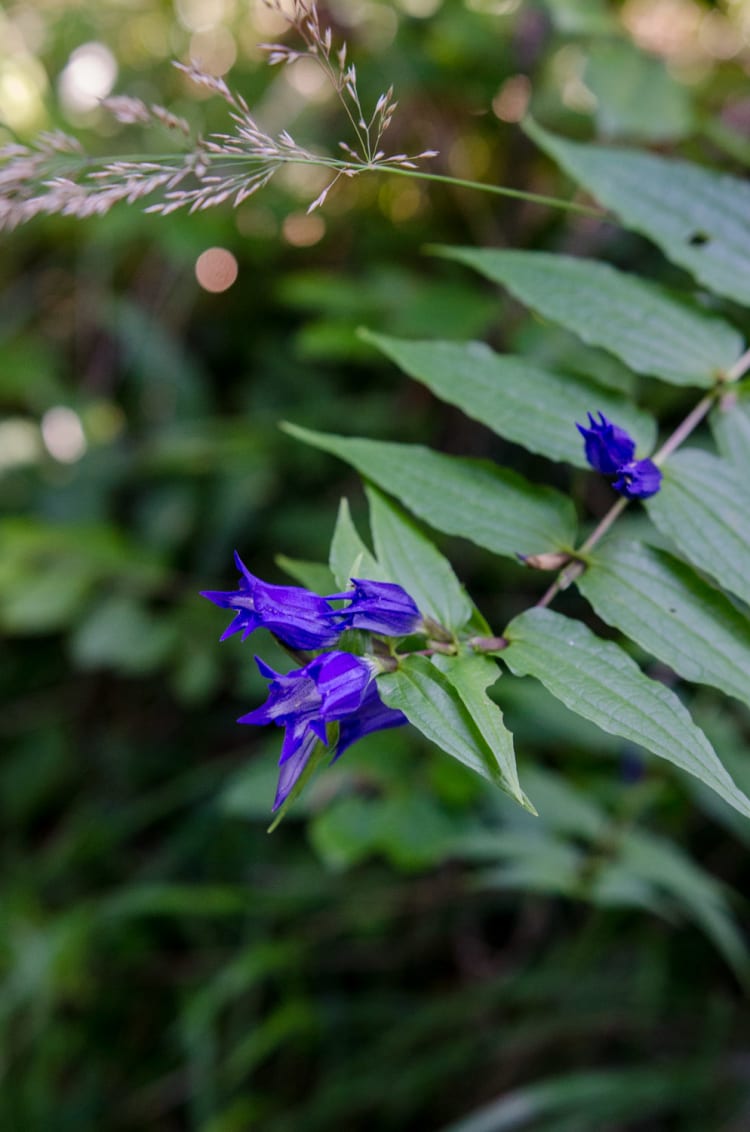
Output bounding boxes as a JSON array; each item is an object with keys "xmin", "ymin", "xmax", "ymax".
[
  {"xmin": 646, "ymin": 449, "xmax": 750, "ymax": 608},
  {"xmin": 363, "ymin": 330, "xmax": 655, "ymax": 464},
  {"xmin": 578, "ymin": 539, "xmax": 750, "ymax": 710},
  {"xmin": 527, "ymin": 119, "xmax": 750, "ymax": 305},
  {"xmin": 434, "ymin": 246, "xmax": 742, "ymax": 385},
  {"xmin": 366, "ymin": 486, "xmax": 472, "ymax": 631},
  {"xmin": 502, "ymin": 608, "xmax": 750, "ymax": 819},
  {"xmin": 284, "ymin": 423, "xmax": 577, "ymax": 558}
]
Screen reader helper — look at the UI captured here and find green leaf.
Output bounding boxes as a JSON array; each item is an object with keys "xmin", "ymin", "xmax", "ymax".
[
  {"xmin": 309, "ymin": 793, "xmax": 458, "ymax": 872},
  {"xmin": 646, "ymin": 449, "xmax": 750, "ymax": 607},
  {"xmin": 362, "ymin": 330, "xmax": 656, "ymax": 466},
  {"xmin": 377, "ymin": 655, "xmax": 523, "ymax": 799},
  {"xmin": 275, "ymin": 555, "xmax": 336, "ymax": 595},
  {"xmin": 577, "ymin": 539, "xmax": 750, "ymax": 711},
  {"xmin": 711, "ymin": 391, "xmax": 750, "ymax": 479},
  {"xmin": 542, "ymin": 0, "xmax": 616, "ymax": 33},
  {"xmin": 584, "ymin": 40, "xmax": 693, "ymax": 143},
  {"xmin": 0, "ymin": 518, "xmax": 168, "ymax": 634},
  {"xmin": 284, "ymin": 423, "xmax": 577, "ymax": 558},
  {"xmin": 434, "ymin": 247, "xmax": 742, "ymax": 386},
  {"xmin": 433, "ymin": 653, "xmax": 532, "ymax": 810},
  {"xmin": 526, "ymin": 119, "xmax": 750, "ymax": 306},
  {"xmin": 328, "ymin": 497, "xmax": 383, "ymax": 590},
  {"xmin": 442, "ymin": 1068, "xmax": 705, "ymax": 1132},
  {"xmin": 365, "ymin": 486, "xmax": 472, "ymax": 631},
  {"xmin": 70, "ymin": 596, "xmax": 177, "ymax": 675},
  {"xmin": 502, "ymin": 608, "xmax": 750, "ymax": 819},
  {"xmin": 618, "ymin": 829, "xmax": 748, "ymax": 979}
]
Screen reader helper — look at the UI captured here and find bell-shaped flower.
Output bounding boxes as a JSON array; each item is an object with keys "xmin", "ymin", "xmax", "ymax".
[
  {"xmin": 328, "ymin": 578, "xmax": 422, "ymax": 637},
  {"xmin": 239, "ymin": 650, "xmax": 378, "ymax": 809},
  {"xmin": 334, "ymin": 682, "xmax": 407, "ymax": 761},
  {"xmin": 576, "ymin": 411, "xmax": 636, "ymax": 476},
  {"xmin": 201, "ymin": 551, "xmax": 339, "ymax": 650},
  {"xmin": 612, "ymin": 458, "xmax": 662, "ymax": 500},
  {"xmin": 576, "ymin": 411, "xmax": 662, "ymax": 500}
]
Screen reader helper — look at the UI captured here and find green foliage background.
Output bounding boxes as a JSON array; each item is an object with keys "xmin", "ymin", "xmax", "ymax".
[{"xmin": 2, "ymin": 1, "xmax": 750, "ymax": 1128}]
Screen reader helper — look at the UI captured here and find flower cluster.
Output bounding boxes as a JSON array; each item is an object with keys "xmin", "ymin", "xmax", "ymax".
[
  {"xmin": 202, "ymin": 554, "xmax": 420, "ymax": 810},
  {"xmin": 577, "ymin": 412, "xmax": 662, "ymax": 500}
]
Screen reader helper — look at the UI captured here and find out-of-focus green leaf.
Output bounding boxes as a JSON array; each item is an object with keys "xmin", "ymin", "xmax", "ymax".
[
  {"xmin": 527, "ymin": 120, "xmax": 750, "ymax": 305},
  {"xmin": 440, "ymin": 1067, "xmax": 703, "ymax": 1132},
  {"xmin": 434, "ymin": 247, "xmax": 742, "ymax": 386},
  {"xmin": 578, "ymin": 539, "xmax": 750, "ymax": 710},
  {"xmin": 309, "ymin": 793, "xmax": 458, "ymax": 871},
  {"xmin": 362, "ymin": 331, "xmax": 656, "ymax": 465},
  {"xmin": 284, "ymin": 424, "xmax": 578, "ymax": 558},
  {"xmin": 502, "ymin": 608, "xmax": 750, "ymax": 819},
  {"xmin": 70, "ymin": 596, "xmax": 177, "ymax": 674},
  {"xmin": 365, "ymin": 486, "xmax": 472, "ymax": 631},
  {"xmin": 584, "ymin": 39, "xmax": 694, "ymax": 142},
  {"xmin": 276, "ymin": 554, "xmax": 337, "ymax": 595},
  {"xmin": 711, "ymin": 391, "xmax": 750, "ymax": 479},
  {"xmin": 0, "ymin": 518, "xmax": 168, "ymax": 634},
  {"xmin": 220, "ymin": 748, "xmax": 303, "ymax": 821},
  {"xmin": 103, "ymin": 885, "xmax": 254, "ymax": 919},
  {"xmin": 646, "ymin": 449, "xmax": 750, "ymax": 607},
  {"xmin": 278, "ymin": 266, "xmax": 498, "ymax": 353},
  {"xmin": 477, "ymin": 833, "xmax": 583, "ymax": 896},
  {"xmin": 378, "ymin": 656, "xmax": 516, "ymax": 793},
  {"xmin": 618, "ymin": 829, "xmax": 748, "ymax": 979},
  {"xmin": 541, "ymin": 0, "xmax": 616, "ymax": 33}
]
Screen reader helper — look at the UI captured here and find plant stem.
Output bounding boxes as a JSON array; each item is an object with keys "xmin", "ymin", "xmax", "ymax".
[
  {"xmin": 726, "ymin": 344, "xmax": 750, "ymax": 382},
  {"xmin": 535, "ymin": 495, "xmax": 630, "ymax": 610},
  {"xmin": 651, "ymin": 392, "xmax": 716, "ymax": 466},
  {"xmin": 535, "ymin": 356, "xmax": 750, "ymax": 614},
  {"xmin": 381, "ymin": 164, "xmax": 604, "ymax": 217}
]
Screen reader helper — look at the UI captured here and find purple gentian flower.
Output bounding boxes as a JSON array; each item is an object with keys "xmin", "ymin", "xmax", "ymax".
[
  {"xmin": 201, "ymin": 551, "xmax": 339, "ymax": 650},
  {"xmin": 612, "ymin": 458, "xmax": 662, "ymax": 500},
  {"xmin": 328, "ymin": 578, "xmax": 423, "ymax": 637},
  {"xmin": 576, "ymin": 411, "xmax": 662, "ymax": 500},
  {"xmin": 239, "ymin": 651, "xmax": 377, "ymax": 810},
  {"xmin": 576, "ymin": 411, "xmax": 636, "ymax": 476},
  {"xmin": 335, "ymin": 681, "xmax": 407, "ymax": 761}
]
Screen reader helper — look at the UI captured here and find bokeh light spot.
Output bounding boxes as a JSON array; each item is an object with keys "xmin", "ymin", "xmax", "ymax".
[
  {"xmin": 195, "ymin": 247, "xmax": 239, "ymax": 292},
  {"xmin": 41, "ymin": 407, "xmax": 87, "ymax": 464},
  {"xmin": 493, "ymin": 74, "xmax": 531, "ymax": 122},
  {"xmin": 58, "ymin": 43, "xmax": 118, "ymax": 115},
  {"xmin": 282, "ymin": 212, "xmax": 326, "ymax": 247},
  {"xmin": 0, "ymin": 419, "xmax": 42, "ymax": 471},
  {"xmin": 0, "ymin": 57, "xmax": 48, "ymax": 131},
  {"xmin": 189, "ymin": 27, "xmax": 237, "ymax": 76},
  {"xmin": 286, "ymin": 58, "xmax": 330, "ymax": 100},
  {"xmin": 397, "ymin": 0, "xmax": 443, "ymax": 17}
]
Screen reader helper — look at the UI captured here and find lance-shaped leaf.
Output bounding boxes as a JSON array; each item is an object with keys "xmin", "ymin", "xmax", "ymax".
[
  {"xmin": 434, "ymin": 247, "xmax": 742, "ymax": 386},
  {"xmin": 284, "ymin": 423, "xmax": 577, "ymax": 558},
  {"xmin": 362, "ymin": 330, "xmax": 656, "ymax": 466},
  {"xmin": 365, "ymin": 486, "xmax": 473, "ymax": 632},
  {"xmin": 577, "ymin": 539, "xmax": 750, "ymax": 711},
  {"xmin": 432, "ymin": 652, "xmax": 532, "ymax": 810},
  {"xmin": 646, "ymin": 449, "xmax": 750, "ymax": 608},
  {"xmin": 526, "ymin": 119, "xmax": 750, "ymax": 306},
  {"xmin": 377, "ymin": 654, "xmax": 528, "ymax": 807},
  {"xmin": 276, "ymin": 555, "xmax": 336, "ymax": 595},
  {"xmin": 711, "ymin": 392, "xmax": 750, "ymax": 480},
  {"xmin": 328, "ymin": 498, "xmax": 383, "ymax": 590},
  {"xmin": 502, "ymin": 608, "xmax": 750, "ymax": 819}
]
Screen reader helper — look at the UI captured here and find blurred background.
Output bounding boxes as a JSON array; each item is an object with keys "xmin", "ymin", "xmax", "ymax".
[{"xmin": 2, "ymin": 1, "xmax": 750, "ymax": 1128}]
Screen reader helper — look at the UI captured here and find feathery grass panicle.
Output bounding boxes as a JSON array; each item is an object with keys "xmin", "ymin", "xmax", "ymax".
[{"xmin": 0, "ymin": 0, "xmax": 437, "ymax": 230}]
